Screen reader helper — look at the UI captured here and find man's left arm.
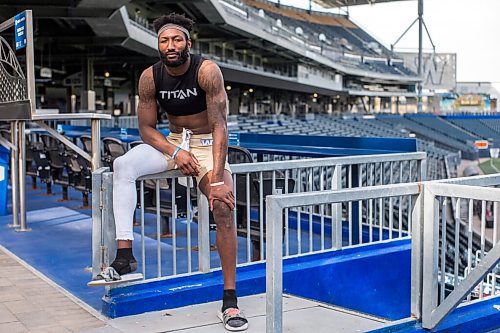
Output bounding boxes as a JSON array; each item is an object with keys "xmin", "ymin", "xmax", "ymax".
[{"xmin": 198, "ymin": 60, "xmax": 234, "ymax": 210}]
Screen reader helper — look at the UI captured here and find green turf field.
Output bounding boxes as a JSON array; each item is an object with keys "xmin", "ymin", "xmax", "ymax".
[{"xmin": 479, "ymin": 158, "xmax": 500, "ymax": 174}]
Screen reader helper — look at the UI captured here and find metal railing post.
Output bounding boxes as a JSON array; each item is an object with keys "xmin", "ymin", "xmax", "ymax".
[
  {"xmin": 101, "ymin": 172, "xmax": 117, "ymax": 269},
  {"xmin": 9, "ymin": 121, "xmax": 19, "ymax": 228},
  {"xmin": 351, "ymin": 164, "xmax": 360, "ymax": 245},
  {"xmin": 421, "ymin": 184, "xmax": 439, "ymax": 328},
  {"xmin": 418, "ymin": 157, "xmax": 427, "ymax": 181},
  {"xmin": 332, "ymin": 164, "xmax": 342, "ymax": 249},
  {"xmin": 410, "ymin": 185, "xmax": 424, "ymax": 319},
  {"xmin": 197, "ymin": 189, "xmax": 210, "ymax": 273},
  {"xmin": 266, "ymin": 196, "xmax": 283, "ymax": 333},
  {"xmin": 91, "ymin": 167, "xmax": 108, "ymax": 277},
  {"xmin": 91, "ymin": 119, "xmax": 101, "ymax": 171},
  {"xmin": 17, "ymin": 120, "xmax": 29, "ymax": 232}
]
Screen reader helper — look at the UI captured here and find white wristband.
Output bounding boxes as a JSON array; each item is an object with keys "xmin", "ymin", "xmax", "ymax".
[{"xmin": 210, "ymin": 181, "xmax": 225, "ymax": 187}]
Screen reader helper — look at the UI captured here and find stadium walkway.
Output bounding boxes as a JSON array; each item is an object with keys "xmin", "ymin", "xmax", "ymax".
[
  {"xmin": 0, "ymin": 244, "xmax": 387, "ymax": 333},
  {"xmin": 82, "ymin": 293, "xmax": 386, "ymax": 333},
  {"xmin": 0, "ymin": 245, "xmax": 106, "ymax": 333}
]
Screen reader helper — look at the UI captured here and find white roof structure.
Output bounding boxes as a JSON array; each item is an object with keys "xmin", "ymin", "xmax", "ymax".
[{"xmin": 312, "ymin": 0, "xmax": 411, "ymax": 8}]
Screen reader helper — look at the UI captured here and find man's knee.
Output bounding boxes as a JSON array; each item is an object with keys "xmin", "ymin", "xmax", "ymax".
[
  {"xmin": 212, "ymin": 200, "xmax": 233, "ymax": 230},
  {"xmin": 113, "ymin": 155, "xmax": 135, "ymax": 181},
  {"xmin": 113, "ymin": 155, "xmax": 125, "ymax": 171}
]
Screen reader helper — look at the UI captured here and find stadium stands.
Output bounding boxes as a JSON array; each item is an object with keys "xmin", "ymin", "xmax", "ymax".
[
  {"xmin": 445, "ymin": 116, "xmax": 500, "ymax": 146},
  {"xmin": 407, "ymin": 114, "xmax": 478, "ymax": 143},
  {"xmin": 227, "ymin": 114, "xmax": 460, "ymax": 180},
  {"xmin": 378, "ymin": 114, "xmax": 477, "ymax": 160},
  {"xmin": 62, "ymin": 111, "xmax": 496, "ymax": 180},
  {"xmin": 226, "ymin": 0, "xmax": 416, "ymax": 77},
  {"xmin": 448, "ymin": 118, "xmax": 500, "ymax": 140}
]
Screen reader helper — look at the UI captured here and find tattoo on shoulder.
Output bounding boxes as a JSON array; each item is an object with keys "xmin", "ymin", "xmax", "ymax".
[
  {"xmin": 199, "ymin": 61, "xmax": 227, "ymax": 128},
  {"xmin": 198, "ymin": 61, "xmax": 224, "ymax": 94},
  {"xmin": 138, "ymin": 68, "xmax": 155, "ymax": 100}
]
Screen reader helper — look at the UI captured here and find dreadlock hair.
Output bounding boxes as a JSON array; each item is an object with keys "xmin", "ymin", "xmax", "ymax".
[{"xmin": 153, "ymin": 13, "xmax": 195, "ymax": 39}]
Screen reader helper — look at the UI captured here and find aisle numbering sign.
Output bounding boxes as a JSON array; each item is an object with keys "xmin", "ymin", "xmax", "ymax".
[{"xmin": 14, "ymin": 12, "xmax": 26, "ymax": 50}]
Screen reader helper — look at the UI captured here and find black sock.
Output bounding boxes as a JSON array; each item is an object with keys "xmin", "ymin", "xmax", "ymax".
[
  {"xmin": 116, "ymin": 248, "xmax": 134, "ymax": 260},
  {"xmin": 222, "ymin": 289, "xmax": 238, "ymax": 312},
  {"xmin": 110, "ymin": 248, "xmax": 136, "ymax": 275}
]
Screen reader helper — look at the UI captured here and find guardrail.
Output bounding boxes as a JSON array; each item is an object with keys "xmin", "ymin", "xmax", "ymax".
[
  {"xmin": 418, "ymin": 181, "xmax": 500, "ymax": 329},
  {"xmin": 231, "ymin": 152, "xmax": 426, "ymax": 261},
  {"xmin": 265, "ymin": 174, "xmax": 500, "ymax": 332},
  {"xmin": 92, "ymin": 152, "xmax": 426, "ymax": 281},
  {"xmin": 6, "ymin": 113, "xmax": 109, "ymax": 231},
  {"xmin": 69, "ymin": 115, "xmax": 140, "ymax": 129}
]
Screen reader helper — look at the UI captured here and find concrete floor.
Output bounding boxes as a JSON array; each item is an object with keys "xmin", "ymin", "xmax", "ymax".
[
  {"xmin": 82, "ymin": 293, "xmax": 386, "ymax": 333},
  {"xmin": 0, "ymin": 245, "xmax": 106, "ymax": 333}
]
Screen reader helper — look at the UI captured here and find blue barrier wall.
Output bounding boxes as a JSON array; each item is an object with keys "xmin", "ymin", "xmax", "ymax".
[
  {"xmin": 104, "ymin": 239, "xmax": 411, "ymax": 320},
  {"xmin": 283, "ymin": 240, "xmax": 411, "ymax": 319},
  {"xmin": 57, "ymin": 125, "xmax": 418, "ymax": 157},
  {"xmin": 236, "ymin": 133, "xmax": 417, "ymax": 157}
]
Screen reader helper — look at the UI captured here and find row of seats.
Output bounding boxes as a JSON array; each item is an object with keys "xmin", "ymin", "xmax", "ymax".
[
  {"xmin": 445, "ymin": 117, "xmax": 500, "ymax": 148},
  {"xmin": 448, "ymin": 118, "xmax": 500, "ymax": 140},
  {"xmin": 377, "ymin": 115, "xmax": 476, "ymax": 160},
  {"xmin": 407, "ymin": 115, "xmax": 479, "ymax": 143},
  {"xmin": 230, "ymin": 114, "xmax": 460, "ymax": 180},
  {"xmin": 0, "ymin": 129, "xmax": 94, "ymax": 206}
]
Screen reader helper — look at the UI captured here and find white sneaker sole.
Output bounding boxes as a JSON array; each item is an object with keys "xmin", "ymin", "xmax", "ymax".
[{"xmin": 87, "ymin": 273, "xmax": 143, "ymax": 287}]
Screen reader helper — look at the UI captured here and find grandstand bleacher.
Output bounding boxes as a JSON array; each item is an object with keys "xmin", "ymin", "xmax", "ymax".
[
  {"xmin": 232, "ymin": 0, "xmax": 417, "ymax": 78},
  {"xmin": 228, "ymin": 113, "xmax": 462, "ymax": 180},
  {"xmin": 59, "ymin": 111, "xmax": 481, "ymax": 181}
]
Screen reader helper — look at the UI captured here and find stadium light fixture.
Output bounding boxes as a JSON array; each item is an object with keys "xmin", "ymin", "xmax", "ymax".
[
  {"xmin": 226, "ymin": 85, "xmax": 232, "ymax": 91},
  {"xmin": 104, "ymin": 71, "xmax": 110, "ymax": 78},
  {"xmin": 249, "ymin": 88, "xmax": 254, "ymax": 93},
  {"xmin": 313, "ymin": 93, "xmax": 318, "ymax": 98}
]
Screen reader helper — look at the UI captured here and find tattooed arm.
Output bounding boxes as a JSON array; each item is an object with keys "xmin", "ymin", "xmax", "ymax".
[
  {"xmin": 198, "ymin": 60, "xmax": 233, "ymax": 209},
  {"xmin": 198, "ymin": 60, "xmax": 228, "ymax": 183},
  {"xmin": 137, "ymin": 67, "xmax": 172, "ymax": 154}
]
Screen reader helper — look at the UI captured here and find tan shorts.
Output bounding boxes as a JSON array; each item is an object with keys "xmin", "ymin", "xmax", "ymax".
[{"xmin": 165, "ymin": 132, "xmax": 232, "ymax": 185}]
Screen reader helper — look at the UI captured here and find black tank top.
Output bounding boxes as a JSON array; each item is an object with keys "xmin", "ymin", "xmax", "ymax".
[{"xmin": 152, "ymin": 53, "xmax": 207, "ymax": 117}]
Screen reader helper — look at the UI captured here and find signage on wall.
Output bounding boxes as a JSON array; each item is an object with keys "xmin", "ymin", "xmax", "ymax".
[
  {"xmin": 475, "ymin": 140, "xmax": 489, "ymax": 150},
  {"xmin": 14, "ymin": 12, "xmax": 26, "ymax": 50}
]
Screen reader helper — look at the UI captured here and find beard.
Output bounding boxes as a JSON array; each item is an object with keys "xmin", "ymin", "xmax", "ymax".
[{"xmin": 159, "ymin": 46, "xmax": 190, "ymax": 68}]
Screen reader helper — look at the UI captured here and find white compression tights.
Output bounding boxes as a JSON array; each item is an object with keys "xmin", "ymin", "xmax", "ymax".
[{"xmin": 113, "ymin": 144, "xmax": 170, "ymax": 240}]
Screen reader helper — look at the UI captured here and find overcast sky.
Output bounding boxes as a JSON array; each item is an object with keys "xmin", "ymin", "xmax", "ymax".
[{"xmin": 276, "ymin": 0, "xmax": 499, "ymax": 91}]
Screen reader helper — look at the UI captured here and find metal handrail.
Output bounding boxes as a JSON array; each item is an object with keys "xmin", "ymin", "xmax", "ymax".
[
  {"xmin": 419, "ymin": 182, "xmax": 500, "ymax": 329},
  {"xmin": 230, "ymin": 152, "xmax": 426, "ymax": 173},
  {"xmin": 92, "ymin": 151, "xmax": 426, "ymax": 282},
  {"xmin": 265, "ymin": 182, "xmax": 420, "ymax": 333},
  {"xmin": 264, "ymin": 173, "xmax": 500, "ymax": 332}
]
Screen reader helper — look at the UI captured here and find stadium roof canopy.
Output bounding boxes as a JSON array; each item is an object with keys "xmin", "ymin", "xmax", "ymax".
[{"xmin": 312, "ymin": 0, "xmax": 411, "ymax": 8}]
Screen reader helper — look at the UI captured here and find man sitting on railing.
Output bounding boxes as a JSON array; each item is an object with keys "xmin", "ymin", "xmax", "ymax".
[{"xmin": 94, "ymin": 12, "xmax": 248, "ymax": 331}]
